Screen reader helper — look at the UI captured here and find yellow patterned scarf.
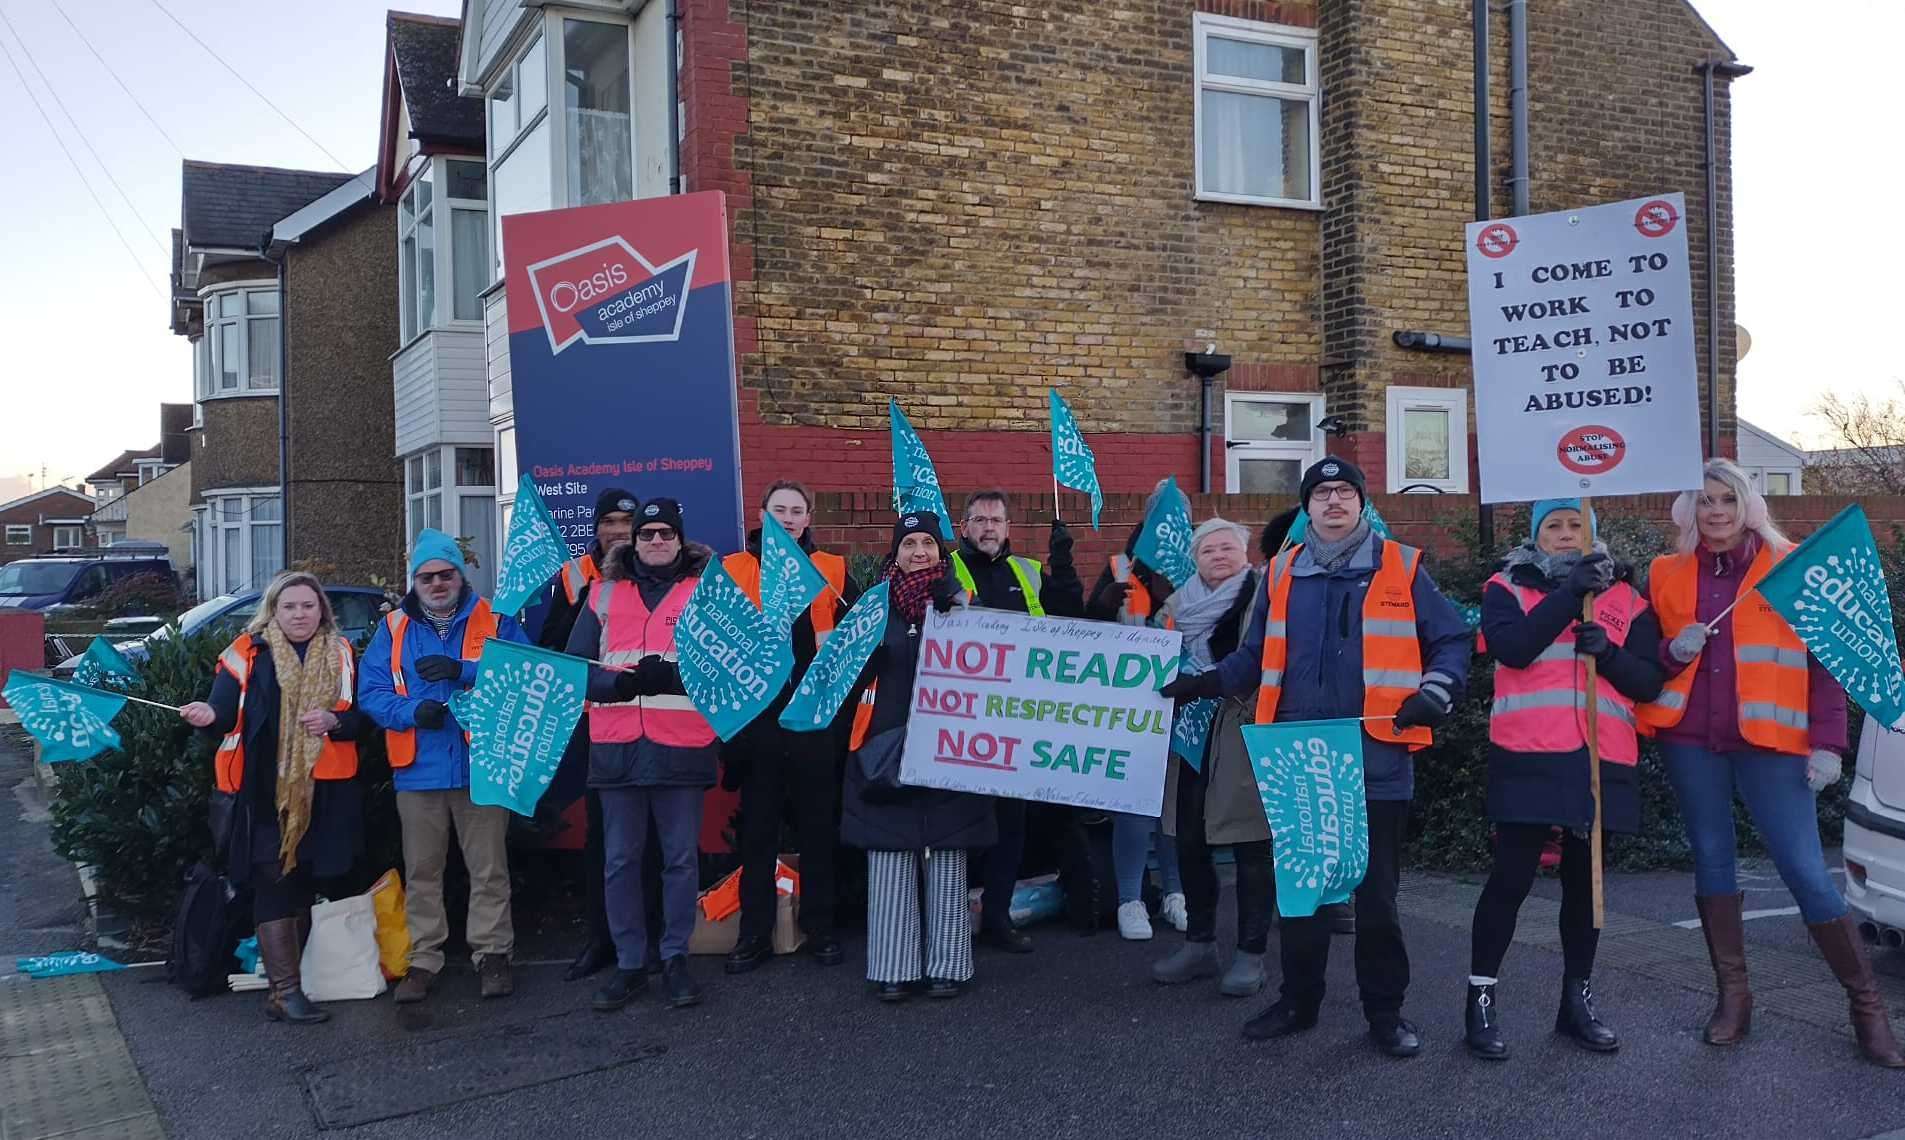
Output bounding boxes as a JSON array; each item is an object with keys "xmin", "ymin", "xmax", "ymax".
[{"xmin": 262, "ymin": 622, "xmax": 341, "ymax": 873}]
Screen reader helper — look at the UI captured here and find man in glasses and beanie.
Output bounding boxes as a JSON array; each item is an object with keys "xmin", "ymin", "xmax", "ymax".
[{"xmin": 1162, "ymin": 457, "xmax": 1471, "ymax": 1058}]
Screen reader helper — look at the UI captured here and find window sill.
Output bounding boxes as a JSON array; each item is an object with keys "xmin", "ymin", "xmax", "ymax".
[
  {"xmin": 196, "ymin": 389, "xmax": 280, "ymax": 403},
  {"xmin": 1194, "ymin": 191, "xmax": 1323, "ymax": 212}
]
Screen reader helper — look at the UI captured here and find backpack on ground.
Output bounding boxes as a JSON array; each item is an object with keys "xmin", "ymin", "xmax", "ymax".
[{"xmin": 167, "ymin": 862, "xmax": 245, "ymax": 998}]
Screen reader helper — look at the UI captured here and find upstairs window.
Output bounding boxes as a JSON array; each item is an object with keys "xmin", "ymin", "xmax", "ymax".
[
  {"xmin": 197, "ymin": 285, "xmax": 279, "ymax": 397},
  {"xmin": 1193, "ymin": 15, "xmax": 1320, "ymax": 209},
  {"xmin": 563, "ymin": 18, "xmax": 632, "ymax": 206},
  {"xmin": 490, "ymin": 33, "xmax": 550, "ymax": 278},
  {"xmin": 400, "ymin": 159, "xmax": 490, "ymax": 338}
]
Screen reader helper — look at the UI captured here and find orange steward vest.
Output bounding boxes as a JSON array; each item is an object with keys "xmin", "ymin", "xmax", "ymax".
[
  {"xmin": 383, "ymin": 599, "xmax": 499, "ymax": 768},
  {"xmin": 559, "ymin": 555, "xmax": 600, "ymax": 605},
  {"xmin": 1110, "ymin": 555, "xmax": 1153, "ymax": 622},
  {"xmin": 1481, "ymin": 575, "xmax": 1646, "ymax": 765},
  {"xmin": 1638, "ymin": 544, "xmax": 1810, "ymax": 756},
  {"xmin": 722, "ymin": 547, "xmax": 848, "ymax": 636},
  {"xmin": 213, "ymin": 632, "xmax": 359, "ymax": 793},
  {"xmin": 1256, "ymin": 540, "xmax": 1433, "ymax": 750},
  {"xmin": 589, "ymin": 578, "xmax": 715, "ymax": 748}
]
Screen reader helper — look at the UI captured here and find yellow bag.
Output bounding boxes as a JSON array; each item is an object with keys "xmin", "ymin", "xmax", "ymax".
[{"xmin": 367, "ymin": 869, "xmax": 410, "ymax": 981}]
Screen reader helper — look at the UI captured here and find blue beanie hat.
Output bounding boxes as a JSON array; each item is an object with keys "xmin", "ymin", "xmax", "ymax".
[
  {"xmin": 408, "ymin": 527, "xmax": 467, "ymax": 579},
  {"xmin": 1530, "ymin": 499, "xmax": 1596, "ymax": 544}
]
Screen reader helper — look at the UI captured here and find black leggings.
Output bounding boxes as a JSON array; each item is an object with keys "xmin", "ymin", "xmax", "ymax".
[
  {"xmin": 252, "ymin": 861, "xmax": 315, "ymax": 925},
  {"xmin": 1469, "ymin": 824, "xmax": 1598, "ymax": 980}
]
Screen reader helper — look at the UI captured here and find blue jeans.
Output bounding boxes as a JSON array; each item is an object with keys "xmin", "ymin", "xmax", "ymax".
[
  {"xmin": 1113, "ymin": 813, "xmax": 1184, "ymax": 905},
  {"xmin": 1659, "ymin": 742, "xmax": 1847, "ymax": 924},
  {"xmin": 600, "ymin": 785, "xmax": 705, "ymax": 969}
]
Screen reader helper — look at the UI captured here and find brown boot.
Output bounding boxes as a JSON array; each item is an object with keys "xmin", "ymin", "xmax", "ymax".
[
  {"xmin": 1809, "ymin": 914, "xmax": 1905, "ymax": 1068},
  {"xmin": 256, "ymin": 917, "xmax": 329, "ymax": 1025},
  {"xmin": 1694, "ymin": 893, "xmax": 1751, "ymax": 1045}
]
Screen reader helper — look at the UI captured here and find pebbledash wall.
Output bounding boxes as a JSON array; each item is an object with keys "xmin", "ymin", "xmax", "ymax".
[{"xmin": 674, "ymin": 0, "xmax": 1742, "ymax": 508}]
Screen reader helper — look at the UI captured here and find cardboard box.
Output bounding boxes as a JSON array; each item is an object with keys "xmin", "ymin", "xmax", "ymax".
[{"xmin": 689, "ymin": 856, "xmax": 805, "ymax": 956}]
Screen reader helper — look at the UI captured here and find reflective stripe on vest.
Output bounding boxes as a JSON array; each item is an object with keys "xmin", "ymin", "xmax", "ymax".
[
  {"xmin": 560, "ymin": 555, "xmax": 600, "ymax": 605},
  {"xmin": 1485, "ymin": 575, "xmax": 1646, "ymax": 765},
  {"xmin": 384, "ymin": 599, "xmax": 498, "ymax": 768},
  {"xmin": 950, "ymin": 552, "xmax": 1045, "ymax": 617},
  {"xmin": 1637, "ymin": 546, "xmax": 1810, "ymax": 755},
  {"xmin": 722, "ymin": 548, "xmax": 849, "ymax": 635},
  {"xmin": 1255, "ymin": 540, "xmax": 1431, "ymax": 750},
  {"xmin": 590, "ymin": 578, "xmax": 715, "ymax": 748},
  {"xmin": 213, "ymin": 632, "xmax": 359, "ymax": 793}
]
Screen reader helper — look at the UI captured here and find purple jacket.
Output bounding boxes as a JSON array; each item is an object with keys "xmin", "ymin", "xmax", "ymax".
[{"xmin": 1656, "ymin": 537, "xmax": 1848, "ymax": 755}]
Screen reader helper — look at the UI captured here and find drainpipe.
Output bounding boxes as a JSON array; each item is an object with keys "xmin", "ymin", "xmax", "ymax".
[
  {"xmin": 267, "ymin": 246, "xmax": 291, "ymax": 569},
  {"xmin": 1508, "ymin": 0, "xmax": 1529, "ymax": 217},
  {"xmin": 1698, "ymin": 59, "xmax": 1753, "ymax": 457},
  {"xmin": 666, "ymin": 0, "xmax": 682, "ymax": 194},
  {"xmin": 1473, "ymin": 0, "xmax": 1501, "ymax": 550}
]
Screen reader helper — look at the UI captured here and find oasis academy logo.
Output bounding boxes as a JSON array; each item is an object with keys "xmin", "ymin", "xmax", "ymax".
[{"xmin": 525, "ymin": 236, "xmax": 696, "ymax": 354}]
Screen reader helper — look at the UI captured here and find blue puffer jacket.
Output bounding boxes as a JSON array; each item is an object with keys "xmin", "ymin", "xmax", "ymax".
[{"xmin": 359, "ymin": 587, "xmax": 530, "ymax": 792}]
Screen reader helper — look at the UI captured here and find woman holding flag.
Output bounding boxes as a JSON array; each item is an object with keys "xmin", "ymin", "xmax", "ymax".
[
  {"xmin": 1641, "ymin": 458, "xmax": 1902, "ymax": 1068},
  {"xmin": 178, "ymin": 571, "xmax": 374, "ymax": 1025},
  {"xmin": 1464, "ymin": 500, "xmax": 1663, "ymax": 1059}
]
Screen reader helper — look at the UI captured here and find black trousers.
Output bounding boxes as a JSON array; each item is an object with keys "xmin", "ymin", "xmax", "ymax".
[
  {"xmin": 252, "ymin": 861, "xmax": 314, "ymax": 925},
  {"xmin": 1470, "ymin": 823, "xmax": 1598, "ymax": 979},
  {"xmin": 737, "ymin": 724, "xmax": 839, "ymax": 941},
  {"xmin": 583, "ymin": 788, "xmax": 663, "ymax": 955},
  {"xmin": 1174, "ymin": 760, "xmax": 1273, "ymax": 954},
  {"xmin": 1276, "ymin": 798, "xmax": 1410, "ymax": 1022},
  {"xmin": 979, "ymin": 797, "xmax": 1028, "ymax": 934}
]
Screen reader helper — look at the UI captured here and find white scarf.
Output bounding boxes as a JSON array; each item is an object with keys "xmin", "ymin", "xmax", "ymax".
[{"xmin": 1169, "ymin": 568, "xmax": 1251, "ymax": 674}]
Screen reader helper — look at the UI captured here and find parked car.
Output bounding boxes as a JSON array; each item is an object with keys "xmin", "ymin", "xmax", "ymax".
[
  {"xmin": 0, "ymin": 547, "xmax": 177, "ymax": 612},
  {"xmin": 1845, "ymin": 722, "xmax": 1905, "ymax": 951},
  {"xmin": 52, "ymin": 585, "xmax": 392, "ymax": 677}
]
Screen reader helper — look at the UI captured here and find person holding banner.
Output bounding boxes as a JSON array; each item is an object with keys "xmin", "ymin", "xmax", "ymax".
[
  {"xmin": 952, "ymin": 489, "xmax": 1084, "ymax": 953},
  {"xmin": 1084, "ymin": 479, "xmax": 1180, "ymax": 628},
  {"xmin": 1162, "ymin": 458, "xmax": 1470, "ymax": 1057},
  {"xmin": 178, "ymin": 571, "xmax": 375, "ymax": 1025},
  {"xmin": 1464, "ymin": 500, "xmax": 1665, "ymax": 1059},
  {"xmin": 722, "ymin": 480, "xmax": 861, "ymax": 973},
  {"xmin": 1639, "ymin": 459, "xmax": 1902, "ymax": 1068},
  {"xmin": 842, "ymin": 512, "xmax": 995, "ymax": 1000},
  {"xmin": 564, "ymin": 499, "xmax": 720, "ymax": 1014},
  {"xmin": 359, "ymin": 530, "xmax": 531, "ymax": 1005}
]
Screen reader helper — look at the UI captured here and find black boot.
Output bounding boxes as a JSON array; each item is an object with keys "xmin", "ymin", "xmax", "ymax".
[
  {"xmin": 1555, "ymin": 976, "xmax": 1620, "ymax": 1052},
  {"xmin": 257, "ymin": 917, "xmax": 328, "ymax": 1025},
  {"xmin": 725, "ymin": 934, "xmax": 773, "ymax": 975},
  {"xmin": 592, "ymin": 968, "xmax": 647, "ymax": 1012},
  {"xmin": 662, "ymin": 954, "xmax": 704, "ymax": 1008},
  {"xmin": 1241, "ymin": 999, "xmax": 1319, "ymax": 1041},
  {"xmin": 564, "ymin": 940, "xmax": 615, "ymax": 982},
  {"xmin": 1465, "ymin": 983, "xmax": 1508, "ymax": 1060}
]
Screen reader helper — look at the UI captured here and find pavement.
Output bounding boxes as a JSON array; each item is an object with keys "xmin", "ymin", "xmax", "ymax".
[{"xmin": 6, "ymin": 723, "xmax": 1905, "ymax": 1139}]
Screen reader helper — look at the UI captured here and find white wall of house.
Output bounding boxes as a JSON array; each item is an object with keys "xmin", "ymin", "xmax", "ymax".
[{"xmin": 1737, "ymin": 419, "xmax": 1806, "ymax": 496}]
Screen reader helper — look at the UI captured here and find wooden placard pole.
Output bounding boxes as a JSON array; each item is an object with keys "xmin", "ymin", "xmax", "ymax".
[{"xmin": 1580, "ymin": 495, "xmax": 1606, "ymax": 930}]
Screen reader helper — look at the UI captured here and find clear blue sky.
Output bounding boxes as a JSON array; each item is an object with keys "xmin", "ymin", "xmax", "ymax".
[{"xmin": 0, "ymin": 0, "xmax": 1892, "ymax": 503}]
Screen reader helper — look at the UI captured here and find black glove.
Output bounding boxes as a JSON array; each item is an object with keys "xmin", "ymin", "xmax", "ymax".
[
  {"xmin": 1159, "ymin": 670, "xmax": 1222, "ymax": 705},
  {"xmin": 1563, "ymin": 553, "xmax": 1615, "ymax": 598},
  {"xmin": 1091, "ymin": 578, "xmax": 1132, "ymax": 614},
  {"xmin": 414, "ymin": 654, "xmax": 462, "ymax": 682},
  {"xmin": 1048, "ymin": 520, "xmax": 1075, "ymax": 565},
  {"xmin": 413, "ymin": 699, "xmax": 448, "ymax": 730},
  {"xmin": 1132, "ymin": 559, "xmax": 1170, "ymax": 604},
  {"xmin": 632, "ymin": 655, "xmax": 674, "ymax": 695},
  {"xmin": 1612, "ymin": 560, "xmax": 1637, "ymax": 585},
  {"xmin": 929, "ymin": 572, "xmax": 959, "ymax": 614},
  {"xmin": 1392, "ymin": 682, "xmax": 1454, "ymax": 731},
  {"xmin": 612, "ymin": 668, "xmax": 645, "ymax": 702},
  {"xmin": 1573, "ymin": 621, "xmax": 1614, "ymax": 661}
]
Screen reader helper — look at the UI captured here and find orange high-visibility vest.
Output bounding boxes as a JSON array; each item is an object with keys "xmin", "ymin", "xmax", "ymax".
[
  {"xmin": 722, "ymin": 547, "xmax": 848, "ymax": 636},
  {"xmin": 559, "ymin": 555, "xmax": 600, "ymax": 605},
  {"xmin": 1638, "ymin": 545, "xmax": 1810, "ymax": 756},
  {"xmin": 1481, "ymin": 575, "xmax": 1647, "ymax": 764},
  {"xmin": 1256, "ymin": 540, "xmax": 1432, "ymax": 750},
  {"xmin": 589, "ymin": 578, "xmax": 715, "ymax": 748},
  {"xmin": 1110, "ymin": 555, "xmax": 1153, "ymax": 622},
  {"xmin": 846, "ymin": 683, "xmax": 878, "ymax": 751},
  {"xmin": 212, "ymin": 633, "xmax": 359, "ymax": 794},
  {"xmin": 383, "ymin": 599, "xmax": 498, "ymax": 768}
]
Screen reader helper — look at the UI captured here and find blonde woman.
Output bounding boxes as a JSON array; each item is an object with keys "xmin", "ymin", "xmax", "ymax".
[{"xmin": 179, "ymin": 572, "xmax": 371, "ymax": 1024}]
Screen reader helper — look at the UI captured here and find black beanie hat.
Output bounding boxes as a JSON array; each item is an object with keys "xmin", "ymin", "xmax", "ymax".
[
  {"xmin": 890, "ymin": 511, "xmax": 943, "ymax": 555},
  {"xmin": 594, "ymin": 486, "xmax": 639, "ymax": 521},
  {"xmin": 1299, "ymin": 457, "xmax": 1367, "ymax": 509},
  {"xmin": 637, "ymin": 497, "xmax": 685, "ymax": 537}
]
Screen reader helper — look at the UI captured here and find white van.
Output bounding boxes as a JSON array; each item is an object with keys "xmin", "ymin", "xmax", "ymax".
[{"xmin": 1845, "ymin": 723, "xmax": 1905, "ymax": 949}]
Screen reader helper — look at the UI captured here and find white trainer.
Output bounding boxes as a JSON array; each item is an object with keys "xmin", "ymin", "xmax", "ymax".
[
  {"xmin": 1117, "ymin": 900, "xmax": 1154, "ymax": 941},
  {"xmin": 1159, "ymin": 892, "xmax": 1189, "ymax": 933}
]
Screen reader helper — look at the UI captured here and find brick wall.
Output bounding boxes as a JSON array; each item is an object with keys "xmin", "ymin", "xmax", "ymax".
[
  {"xmin": 190, "ymin": 396, "xmax": 280, "ymax": 500},
  {"xmin": 0, "ymin": 490, "xmax": 98, "ymax": 566}
]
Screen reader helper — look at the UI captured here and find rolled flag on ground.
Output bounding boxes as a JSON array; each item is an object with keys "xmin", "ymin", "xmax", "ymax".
[
  {"xmin": 2, "ymin": 672, "xmax": 126, "ymax": 763},
  {"xmin": 1048, "ymin": 388, "xmax": 1104, "ymax": 530},
  {"xmin": 1287, "ymin": 502, "xmax": 1392, "ymax": 547},
  {"xmin": 781, "ymin": 581, "xmax": 890, "ymax": 732},
  {"xmin": 74, "ymin": 637, "xmax": 138, "ymax": 689},
  {"xmin": 676, "ymin": 558, "xmax": 794, "ymax": 740},
  {"xmin": 449, "ymin": 639, "xmax": 588, "ymax": 816},
  {"xmin": 1753, "ymin": 504, "xmax": 1905, "ymax": 730},
  {"xmin": 1132, "ymin": 475, "xmax": 1195, "ymax": 589},
  {"xmin": 1240, "ymin": 718, "xmax": 1370, "ymax": 918},
  {"xmin": 889, "ymin": 398, "xmax": 954, "ymax": 540},
  {"xmin": 493, "ymin": 474, "xmax": 572, "ymax": 616},
  {"xmin": 759, "ymin": 518, "xmax": 828, "ymax": 641}
]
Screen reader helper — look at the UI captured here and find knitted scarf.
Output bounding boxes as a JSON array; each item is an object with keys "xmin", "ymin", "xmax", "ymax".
[
  {"xmin": 1304, "ymin": 519, "xmax": 1371, "ymax": 572},
  {"xmin": 884, "ymin": 558, "xmax": 947, "ymax": 625},
  {"xmin": 263, "ymin": 622, "xmax": 341, "ymax": 873}
]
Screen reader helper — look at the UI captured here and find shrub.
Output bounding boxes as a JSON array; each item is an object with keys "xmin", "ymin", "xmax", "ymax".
[{"xmin": 78, "ymin": 571, "xmax": 181, "ymax": 621}]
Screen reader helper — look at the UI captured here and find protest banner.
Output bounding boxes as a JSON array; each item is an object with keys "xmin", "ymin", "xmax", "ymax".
[
  {"xmin": 1, "ymin": 672, "xmax": 127, "ymax": 762},
  {"xmin": 758, "ymin": 518, "xmax": 828, "ymax": 639},
  {"xmin": 449, "ymin": 639, "xmax": 587, "ymax": 817},
  {"xmin": 493, "ymin": 475, "xmax": 571, "ymax": 616},
  {"xmin": 73, "ymin": 636, "xmax": 138, "ymax": 689},
  {"xmin": 1133, "ymin": 475, "xmax": 1195, "ymax": 589},
  {"xmin": 781, "ymin": 582, "xmax": 890, "ymax": 733},
  {"xmin": 1049, "ymin": 389, "xmax": 1104, "ymax": 529},
  {"xmin": 1753, "ymin": 504, "xmax": 1905, "ymax": 730},
  {"xmin": 1240, "ymin": 719, "xmax": 1370, "ymax": 918},
  {"xmin": 890, "ymin": 399, "xmax": 954, "ymax": 539},
  {"xmin": 502, "ymin": 193, "xmax": 744, "ymax": 556},
  {"xmin": 676, "ymin": 558, "xmax": 794, "ymax": 740},
  {"xmin": 1464, "ymin": 193, "xmax": 1705, "ymax": 503},
  {"xmin": 898, "ymin": 607, "xmax": 1182, "ymax": 814}
]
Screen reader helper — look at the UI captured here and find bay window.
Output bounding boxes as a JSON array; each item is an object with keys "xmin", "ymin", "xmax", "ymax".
[
  {"xmin": 399, "ymin": 159, "xmax": 489, "ymax": 340},
  {"xmin": 200, "ymin": 490, "xmax": 282, "ymax": 595},
  {"xmin": 563, "ymin": 18, "xmax": 632, "ymax": 206},
  {"xmin": 489, "ymin": 33, "xmax": 550, "ymax": 277},
  {"xmin": 404, "ymin": 445, "xmax": 497, "ymax": 592},
  {"xmin": 198, "ymin": 284, "xmax": 280, "ymax": 397}
]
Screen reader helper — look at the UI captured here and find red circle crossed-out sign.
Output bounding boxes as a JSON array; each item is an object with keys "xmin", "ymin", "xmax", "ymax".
[
  {"xmin": 1634, "ymin": 199, "xmax": 1680, "ymax": 239},
  {"xmin": 1557, "ymin": 425, "xmax": 1627, "ymax": 475},
  {"xmin": 1475, "ymin": 223, "xmax": 1519, "ymax": 259}
]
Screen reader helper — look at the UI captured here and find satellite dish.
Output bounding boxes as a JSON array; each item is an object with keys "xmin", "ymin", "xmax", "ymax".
[{"xmin": 1736, "ymin": 324, "xmax": 1752, "ymax": 362}]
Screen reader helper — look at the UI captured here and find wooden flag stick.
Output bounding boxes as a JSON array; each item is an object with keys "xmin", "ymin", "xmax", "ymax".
[
  {"xmin": 1581, "ymin": 496, "xmax": 1606, "ymax": 930},
  {"xmin": 119, "ymin": 692, "xmax": 184, "ymax": 713},
  {"xmin": 1053, "ymin": 472, "xmax": 1063, "ymax": 523}
]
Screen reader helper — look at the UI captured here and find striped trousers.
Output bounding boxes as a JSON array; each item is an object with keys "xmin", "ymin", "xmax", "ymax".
[{"xmin": 866, "ymin": 848, "xmax": 974, "ymax": 984}]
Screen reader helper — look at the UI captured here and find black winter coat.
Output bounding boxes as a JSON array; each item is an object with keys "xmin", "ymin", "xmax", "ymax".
[
  {"xmin": 839, "ymin": 595, "xmax": 998, "ymax": 852},
  {"xmin": 954, "ymin": 537, "xmax": 1085, "ymax": 618}
]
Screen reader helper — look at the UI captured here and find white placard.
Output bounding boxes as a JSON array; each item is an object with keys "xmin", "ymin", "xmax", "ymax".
[
  {"xmin": 1464, "ymin": 193, "xmax": 1705, "ymax": 503},
  {"xmin": 899, "ymin": 607, "xmax": 1183, "ymax": 815}
]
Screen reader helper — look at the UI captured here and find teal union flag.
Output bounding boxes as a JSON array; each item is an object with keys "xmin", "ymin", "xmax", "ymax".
[
  {"xmin": 781, "ymin": 582, "xmax": 890, "ymax": 733},
  {"xmin": 759, "ymin": 518, "xmax": 829, "ymax": 641},
  {"xmin": 494, "ymin": 475, "xmax": 572, "ymax": 616},
  {"xmin": 1133, "ymin": 476, "xmax": 1195, "ymax": 589},
  {"xmin": 676, "ymin": 558, "xmax": 795, "ymax": 741},
  {"xmin": 3, "ymin": 672, "xmax": 126, "ymax": 763},
  {"xmin": 450, "ymin": 639, "xmax": 588, "ymax": 817},
  {"xmin": 1048, "ymin": 389, "xmax": 1104, "ymax": 529},
  {"xmin": 1240, "ymin": 718, "xmax": 1370, "ymax": 918},
  {"xmin": 889, "ymin": 399, "xmax": 954, "ymax": 540},
  {"xmin": 73, "ymin": 637, "xmax": 138, "ymax": 689}
]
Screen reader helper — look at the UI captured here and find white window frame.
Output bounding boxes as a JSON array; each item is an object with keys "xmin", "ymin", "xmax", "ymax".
[
  {"xmin": 1223, "ymin": 392, "xmax": 1325, "ymax": 494},
  {"xmin": 201, "ymin": 489, "xmax": 283, "ymax": 595},
  {"xmin": 1385, "ymin": 386, "xmax": 1470, "ymax": 494},
  {"xmin": 51, "ymin": 525, "xmax": 84, "ymax": 550},
  {"xmin": 136, "ymin": 460, "xmax": 164, "ymax": 485},
  {"xmin": 1192, "ymin": 14, "xmax": 1322, "ymax": 210},
  {"xmin": 404, "ymin": 448, "xmax": 446, "ymax": 546},
  {"xmin": 197, "ymin": 282, "xmax": 280, "ymax": 399},
  {"xmin": 4, "ymin": 525, "xmax": 29, "ymax": 545}
]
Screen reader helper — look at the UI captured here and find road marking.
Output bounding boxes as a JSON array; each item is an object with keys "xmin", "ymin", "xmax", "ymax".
[{"xmin": 1673, "ymin": 906, "xmax": 1802, "ymax": 930}]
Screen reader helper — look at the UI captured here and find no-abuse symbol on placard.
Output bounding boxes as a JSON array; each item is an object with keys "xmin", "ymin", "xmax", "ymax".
[
  {"xmin": 1633, "ymin": 200, "xmax": 1680, "ymax": 239},
  {"xmin": 1557, "ymin": 425, "xmax": 1627, "ymax": 476},
  {"xmin": 1476, "ymin": 223, "xmax": 1519, "ymax": 259}
]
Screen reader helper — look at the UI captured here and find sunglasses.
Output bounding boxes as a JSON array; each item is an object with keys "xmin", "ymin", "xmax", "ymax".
[
  {"xmin": 414, "ymin": 568, "xmax": 460, "ymax": 585},
  {"xmin": 636, "ymin": 528, "xmax": 679, "ymax": 543}
]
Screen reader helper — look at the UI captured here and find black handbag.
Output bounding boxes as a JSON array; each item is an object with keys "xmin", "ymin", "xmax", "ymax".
[{"xmin": 854, "ymin": 726, "xmax": 907, "ymax": 798}]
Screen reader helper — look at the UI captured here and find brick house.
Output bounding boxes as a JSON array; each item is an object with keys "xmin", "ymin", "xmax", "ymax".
[
  {"xmin": 454, "ymin": 0, "xmax": 1740, "ymax": 533},
  {"xmin": 85, "ymin": 403, "xmax": 192, "ymax": 549},
  {"xmin": 0, "ymin": 488, "xmax": 98, "ymax": 565}
]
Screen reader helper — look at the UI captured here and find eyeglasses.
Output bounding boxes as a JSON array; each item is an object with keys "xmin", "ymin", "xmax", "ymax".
[
  {"xmin": 636, "ymin": 528, "xmax": 679, "ymax": 543},
  {"xmin": 414, "ymin": 568, "xmax": 460, "ymax": 585},
  {"xmin": 1309, "ymin": 485, "xmax": 1359, "ymax": 502},
  {"xmin": 965, "ymin": 515, "xmax": 1009, "ymax": 527}
]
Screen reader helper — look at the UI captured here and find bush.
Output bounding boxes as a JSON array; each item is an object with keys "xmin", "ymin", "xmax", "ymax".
[{"xmin": 78, "ymin": 571, "xmax": 181, "ymax": 621}]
